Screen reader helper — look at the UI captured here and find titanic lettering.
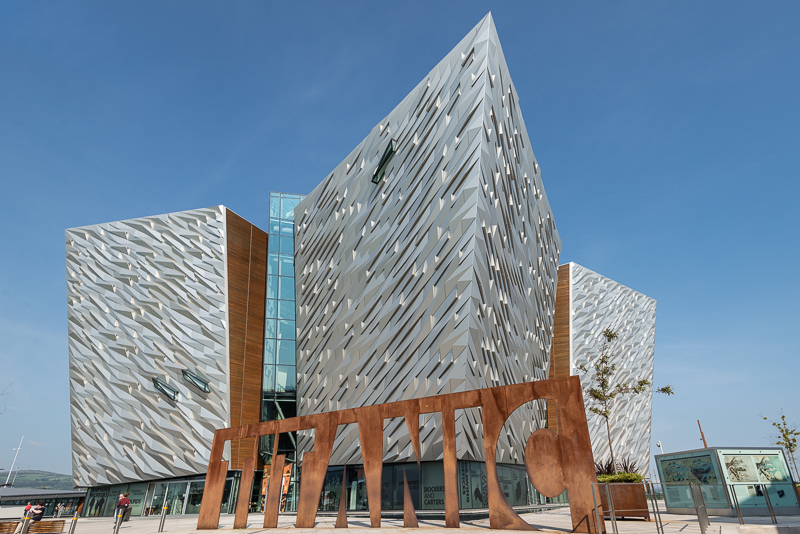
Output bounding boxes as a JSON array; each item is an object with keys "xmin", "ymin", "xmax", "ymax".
[{"xmin": 197, "ymin": 376, "xmax": 602, "ymax": 533}]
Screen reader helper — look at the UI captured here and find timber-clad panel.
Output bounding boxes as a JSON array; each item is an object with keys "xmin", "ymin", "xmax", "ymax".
[
  {"xmin": 547, "ymin": 263, "xmax": 571, "ymax": 433},
  {"xmin": 226, "ymin": 209, "xmax": 268, "ymax": 469}
]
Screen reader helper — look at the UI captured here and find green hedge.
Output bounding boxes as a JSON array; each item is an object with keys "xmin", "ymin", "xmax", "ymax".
[{"xmin": 597, "ymin": 472, "xmax": 644, "ymax": 483}]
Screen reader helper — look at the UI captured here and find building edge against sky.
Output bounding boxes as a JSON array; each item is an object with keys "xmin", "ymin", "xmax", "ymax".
[
  {"xmin": 548, "ymin": 262, "xmax": 656, "ymax": 476},
  {"xmin": 64, "ymin": 13, "xmax": 659, "ymax": 517},
  {"xmin": 294, "ymin": 12, "xmax": 559, "ymax": 467}
]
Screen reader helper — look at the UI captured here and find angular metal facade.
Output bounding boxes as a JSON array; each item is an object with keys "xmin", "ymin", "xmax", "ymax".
[
  {"xmin": 67, "ymin": 207, "xmax": 231, "ymax": 487},
  {"xmin": 294, "ymin": 14, "xmax": 561, "ymax": 466},
  {"xmin": 562, "ymin": 262, "xmax": 657, "ymax": 475}
]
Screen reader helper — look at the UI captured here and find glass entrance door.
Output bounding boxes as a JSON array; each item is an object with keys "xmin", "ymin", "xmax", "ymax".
[
  {"xmin": 147, "ymin": 483, "xmax": 168, "ymax": 516},
  {"xmin": 184, "ymin": 481, "xmax": 205, "ymax": 514},
  {"xmin": 165, "ymin": 482, "xmax": 189, "ymax": 515}
]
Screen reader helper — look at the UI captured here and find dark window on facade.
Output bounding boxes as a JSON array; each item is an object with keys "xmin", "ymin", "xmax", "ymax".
[
  {"xmin": 153, "ymin": 377, "xmax": 178, "ymax": 401},
  {"xmin": 182, "ymin": 369, "xmax": 210, "ymax": 393},
  {"xmin": 372, "ymin": 139, "xmax": 397, "ymax": 184}
]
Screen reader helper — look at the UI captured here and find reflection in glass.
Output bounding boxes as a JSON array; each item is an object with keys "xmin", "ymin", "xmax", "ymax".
[
  {"xmin": 276, "ymin": 365, "xmax": 296, "ymax": 392},
  {"xmin": 268, "ymin": 237, "xmax": 278, "ymax": 253},
  {"xmin": 281, "ymin": 197, "xmax": 300, "ymax": 219},
  {"xmin": 264, "ymin": 341, "xmax": 277, "ymax": 367},
  {"xmin": 267, "ymin": 276, "xmax": 279, "ymax": 299},
  {"xmin": 220, "ymin": 479, "xmax": 234, "ymax": 515},
  {"xmin": 270, "ymin": 196, "xmax": 281, "ymax": 219},
  {"xmin": 148, "ymin": 483, "xmax": 167, "ymax": 515},
  {"xmin": 277, "ymin": 320, "xmax": 295, "ymax": 340},
  {"xmin": 277, "ymin": 340, "xmax": 295, "ymax": 365},
  {"xmin": 184, "ymin": 482, "xmax": 205, "ymax": 514},
  {"xmin": 279, "ymin": 277, "xmax": 294, "ymax": 301},
  {"xmin": 278, "ymin": 300, "xmax": 295, "ymax": 320},
  {"xmin": 264, "ymin": 319, "xmax": 277, "ymax": 340},
  {"xmin": 265, "ymin": 300, "xmax": 277, "ymax": 319},
  {"xmin": 262, "ymin": 365, "xmax": 275, "ymax": 392},
  {"xmin": 165, "ymin": 482, "xmax": 187, "ymax": 515},
  {"xmin": 268, "ymin": 254, "xmax": 279, "ymax": 275},
  {"xmin": 279, "ymin": 256, "xmax": 294, "ymax": 277},
  {"xmin": 280, "ymin": 220, "xmax": 294, "ymax": 236},
  {"xmin": 280, "ymin": 236, "xmax": 293, "ymax": 255}
]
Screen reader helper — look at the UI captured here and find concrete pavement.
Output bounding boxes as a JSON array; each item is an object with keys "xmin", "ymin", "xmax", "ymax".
[{"xmin": 66, "ymin": 507, "xmax": 800, "ymax": 534}]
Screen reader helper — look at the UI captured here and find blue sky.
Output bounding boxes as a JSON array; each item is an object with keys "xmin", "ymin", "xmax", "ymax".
[{"xmin": 0, "ymin": 1, "xmax": 798, "ymax": 477}]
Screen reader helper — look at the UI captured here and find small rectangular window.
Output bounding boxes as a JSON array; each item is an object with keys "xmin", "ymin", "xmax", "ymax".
[
  {"xmin": 372, "ymin": 139, "xmax": 397, "ymax": 184},
  {"xmin": 153, "ymin": 377, "xmax": 178, "ymax": 401},
  {"xmin": 182, "ymin": 370, "xmax": 211, "ymax": 393}
]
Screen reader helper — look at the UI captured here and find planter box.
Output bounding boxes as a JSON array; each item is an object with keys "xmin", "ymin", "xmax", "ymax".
[{"xmin": 595, "ymin": 483, "xmax": 650, "ymax": 521}]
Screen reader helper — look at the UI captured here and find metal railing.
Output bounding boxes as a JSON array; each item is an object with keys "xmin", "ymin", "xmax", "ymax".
[
  {"xmin": 689, "ymin": 483, "xmax": 710, "ymax": 534},
  {"xmin": 591, "ymin": 482, "xmax": 663, "ymax": 534}
]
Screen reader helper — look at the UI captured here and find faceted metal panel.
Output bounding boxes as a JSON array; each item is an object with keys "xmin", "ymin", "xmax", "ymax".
[
  {"xmin": 294, "ymin": 14, "xmax": 561, "ymax": 466},
  {"xmin": 66, "ymin": 207, "xmax": 231, "ymax": 487},
  {"xmin": 565, "ymin": 262, "xmax": 657, "ymax": 475}
]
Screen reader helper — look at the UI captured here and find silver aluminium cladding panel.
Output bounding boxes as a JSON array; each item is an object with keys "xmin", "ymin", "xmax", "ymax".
[
  {"xmin": 295, "ymin": 14, "xmax": 561, "ymax": 465},
  {"xmin": 568, "ymin": 262, "xmax": 657, "ymax": 475},
  {"xmin": 66, "ymin": 207, "xmax": 230, "ymax": 487}
]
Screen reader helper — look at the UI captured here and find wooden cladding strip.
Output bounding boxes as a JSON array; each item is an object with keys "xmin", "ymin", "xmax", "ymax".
[
  {"xmin": 226, "ymin": 209, "xmax": 268, "ymax": 470},
  {"xmin": 547, "ymin": 263, "xmax": 572, "ymax": 434}
]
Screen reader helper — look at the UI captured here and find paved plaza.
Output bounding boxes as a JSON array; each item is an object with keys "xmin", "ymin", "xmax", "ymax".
[{"xmin": 67, "ymin": 507, "xmax": 800, "ymax": 534}]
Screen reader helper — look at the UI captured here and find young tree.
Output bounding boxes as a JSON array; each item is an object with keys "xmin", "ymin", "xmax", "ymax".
[
  {"xmin": 763, "ymin": 413, "xmax": 800, "ymax": 480},
  {"xmin": 578, "ymin": 328, "xmax": 673, "ymax": 473}
]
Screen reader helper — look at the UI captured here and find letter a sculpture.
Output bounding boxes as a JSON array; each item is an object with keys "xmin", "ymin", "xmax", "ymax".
[{"xmin": 197, "ymin": 376, "xmax": 603, "ymax": 533}]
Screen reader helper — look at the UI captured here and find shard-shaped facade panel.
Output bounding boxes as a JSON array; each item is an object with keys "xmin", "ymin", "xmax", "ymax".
[
  {"xmin": 294, "ymin": 14, "xmax": 561, "ymax": 466},
  {"xmin": 567, "ymin": 262, "xmax": 656, "ymax": 475},
  {"xmin": 66, "ymin": 207, "xmax": 230, "ymax": 487}
]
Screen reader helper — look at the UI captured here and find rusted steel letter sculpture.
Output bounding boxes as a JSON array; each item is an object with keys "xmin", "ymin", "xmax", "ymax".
[{"xmin": 196, "ymin": 376, "xmax": 602, "ymax": 533}]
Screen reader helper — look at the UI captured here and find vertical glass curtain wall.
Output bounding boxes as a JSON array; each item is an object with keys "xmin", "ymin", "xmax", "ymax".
[{"xmin": 261, "ymin": 192, "xmax": 304, "ymax": 497}]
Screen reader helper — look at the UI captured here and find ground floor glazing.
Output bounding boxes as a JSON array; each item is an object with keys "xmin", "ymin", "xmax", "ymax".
[{"xmin": 83, "ymin": 460, "xmax": 568, "ymax": 517}]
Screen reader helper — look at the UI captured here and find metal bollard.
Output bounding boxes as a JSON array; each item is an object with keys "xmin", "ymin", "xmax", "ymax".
[
  {"xmin": 113, "ymin": 511, "xmax": 123, "ymax": 534},
  {"xmin": 67, "ymin": 511, "xmax": 79, "ymax": 534},
  {"xmin": 157, "ymin": 505, "xmax": 168, "ymax": 533}
]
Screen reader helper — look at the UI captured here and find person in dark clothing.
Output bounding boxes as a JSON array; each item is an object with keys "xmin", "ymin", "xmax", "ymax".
[{"xmin": 30, "ymin": 503, "xmax": 45, "ymax": 522}]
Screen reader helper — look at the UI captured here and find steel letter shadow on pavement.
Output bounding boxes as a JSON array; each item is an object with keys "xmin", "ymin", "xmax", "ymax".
[{"xmin": 196, "ymin": 376, "xmax": 603, "ymax": 533}]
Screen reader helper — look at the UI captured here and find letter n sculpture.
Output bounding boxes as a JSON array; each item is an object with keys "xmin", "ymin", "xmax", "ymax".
[{"xmin": 197, "ymin": 376, "xmax": 603, "ymax": 533}]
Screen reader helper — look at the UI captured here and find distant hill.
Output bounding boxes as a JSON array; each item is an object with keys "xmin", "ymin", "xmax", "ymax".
[{"xmin": 3, "ymin": 470, "xmax": 73, "ymax": 490}]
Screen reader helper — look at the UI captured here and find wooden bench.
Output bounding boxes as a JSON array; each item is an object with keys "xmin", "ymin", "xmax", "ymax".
[
  {"xmin": 0, "ymin": 522, "xmax": 20, "ymax": 534},
  {"xmin": 28, "ymin": 521, "xmax": 66, "ymax": 533}
]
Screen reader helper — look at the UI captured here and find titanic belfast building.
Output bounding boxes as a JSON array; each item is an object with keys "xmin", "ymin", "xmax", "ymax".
[{"xmin": 66, "ymin": 14, "xmax": 656, "ymax": 517}]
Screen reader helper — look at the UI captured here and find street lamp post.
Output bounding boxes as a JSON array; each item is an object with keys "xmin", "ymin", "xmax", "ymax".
[
  {"xmin": 656, "ymin": 440, "xmax": 664, "ymax": 454},
  {"xmin": 12, "ymin": 467, "xmax": 21, "ymax": 486},
  {"xmin": 5, "ymin": 436, "xmax": 23, "ymax": 485}
]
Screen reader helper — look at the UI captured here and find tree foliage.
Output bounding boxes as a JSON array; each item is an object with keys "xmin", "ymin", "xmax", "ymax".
[
  {"xmin": 578, "ymin": 328, "xmax": 673, "ymax": 473},
  {"xmin": 763, "ymin": 413, "xmax": 800, "ymax": 480}
]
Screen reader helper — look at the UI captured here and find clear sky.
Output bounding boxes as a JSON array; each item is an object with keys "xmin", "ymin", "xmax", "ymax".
[{"xmin": 0, "ymin": 1, "xmax": 798, "ymax": 477}]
